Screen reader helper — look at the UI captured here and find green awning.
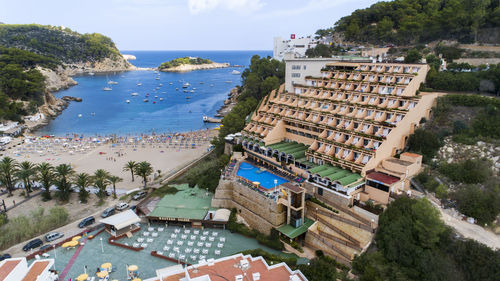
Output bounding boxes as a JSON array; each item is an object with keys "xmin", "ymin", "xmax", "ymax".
[
  {"xmin": 277, "ymin": 218, "xmax": 315, "ymax": 239},
  {"xmin": 308, "ymin": 165, "xmax": 329, "ymax": 174},
  {"xmin": 337, "ymin": 174, "xmax": 363, "ymax": 186}
]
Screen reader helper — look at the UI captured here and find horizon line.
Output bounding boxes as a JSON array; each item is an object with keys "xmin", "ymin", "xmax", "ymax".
[{"xmin": 119, "ymin": 49, "xmax": 273, "ymax": 52}]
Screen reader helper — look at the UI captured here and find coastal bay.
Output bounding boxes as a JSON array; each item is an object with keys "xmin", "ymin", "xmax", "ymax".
[{"xmin": 37, "ymin": 50, "xmax": 271, "ymax": 136}]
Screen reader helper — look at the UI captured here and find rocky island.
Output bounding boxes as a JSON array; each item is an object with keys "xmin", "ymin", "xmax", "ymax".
[{"xmin": 158, "ymin": 56, "xmax": 229, "ymax": 72}]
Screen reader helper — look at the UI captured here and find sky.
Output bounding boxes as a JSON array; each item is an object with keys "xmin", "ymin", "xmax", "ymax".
[{"xmin": 0, "ymin": 0, "xmax": 379, "ymax": 50}]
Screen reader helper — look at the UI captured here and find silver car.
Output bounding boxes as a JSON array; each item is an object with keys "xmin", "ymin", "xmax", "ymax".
[{"xmin": 45, "ymin": 232, "xmax": 64, "ymax": 242}]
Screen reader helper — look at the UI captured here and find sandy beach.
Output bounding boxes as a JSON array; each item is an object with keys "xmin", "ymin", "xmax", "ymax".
[{"xmin": 4, "ymin": 129, "xmax": 216, "ymax": 193}]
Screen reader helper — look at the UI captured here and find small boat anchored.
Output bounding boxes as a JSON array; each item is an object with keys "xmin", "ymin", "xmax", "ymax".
[
  {"xmin": 126, "ymin": 100, "xmax": 130, "ymax": 103},
  {"xmin": 137, "ymin": 83, "xmax": 143, "ymax": 86},
  {"xmin": 182, "ymin": 82, "xmax": 190, "ymax": 88},
  {"xmin": 103, "ymin": 87, "xmax": 112, "ymax": 91},
  {"xmin": 131, "ymin": 92, "xmax": 139, "ymax": 96},
  {"xmin": 231, "ymin": 70, "xmax": 241, "ymax": 75}
]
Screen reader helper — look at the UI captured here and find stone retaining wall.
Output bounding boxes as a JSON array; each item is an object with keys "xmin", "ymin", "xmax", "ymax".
[{"xmin": 212, "ymin": 179, "xmax": 286, "ymax": 234}]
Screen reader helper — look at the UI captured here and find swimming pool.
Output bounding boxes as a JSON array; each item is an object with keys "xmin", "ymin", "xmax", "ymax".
[{"xmin": 236, "ymin": 162, "xmax": 288, "ymax": 189}]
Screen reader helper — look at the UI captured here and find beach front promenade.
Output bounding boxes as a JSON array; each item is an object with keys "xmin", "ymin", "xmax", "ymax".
[{"xmin": 4, "ymin": 129, "xmax": 216, "ymax": 192}]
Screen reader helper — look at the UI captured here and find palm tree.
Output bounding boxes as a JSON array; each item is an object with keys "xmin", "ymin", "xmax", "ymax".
[
  {"xmin": 93, "ymin": 169, "xmax": 111, "ymax": 199},
  {"xmin": 134, "ymin": 161, "xmax": 153, "ymax": 189},
  {"xmin": 74, "ymin": 172, "xmax": 92, "ymax": 203},
  {"xmin": 53, "ymin": 164, "xmax": 74, "ymax": 201},
  {"xmin": 0, "ymin": 157, "xmax": 18, "ymax": 196},
  {"xmin": 36, "ymin": 162, "xmax": 54, "ymax": 200},
  {"xmin": 123, "ymin": 161, "xmax": 137, "ymax": 182},
  {"xmin": 108, "ymin": 175, "xmax": 123, "ymax": 199},
  {"xmin": 15, "ymin": 161, "xmax": 36, "ymax": 197}
]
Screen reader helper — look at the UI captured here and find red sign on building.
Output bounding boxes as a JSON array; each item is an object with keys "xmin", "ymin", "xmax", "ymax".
[{"xmin": 291, "ymin": 34, "xmax": 295, "ymax": 39}]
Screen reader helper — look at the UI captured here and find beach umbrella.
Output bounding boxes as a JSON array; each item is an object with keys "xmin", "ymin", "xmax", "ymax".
[
  {"xmin": 76, "ymin": 273, "xmax": 88, "ymax": 281},
  {"xmin": 128, "ymin": 265, "xmax": 139, "ymax": 271},
  {"xmin": 72, "ymin": 236, "xmax": 82, "ymax": 241},
  {"xmin": 132, "ymin": 279, "xmax": 142, "ymax": 281},
  {"xmin": 101, "ymin": 263, "xmax": 112, "ymax": 270},
  {"xmin": 61, "ymin": 242, "xmax": 72, "ymax": 248},
  {"xmin": 66, "ymin": 240, "xmax": 79, "ymax": 247},
  {"xmin": 97, "ymin": 271, "xmax": 108, "ymax": 278}
]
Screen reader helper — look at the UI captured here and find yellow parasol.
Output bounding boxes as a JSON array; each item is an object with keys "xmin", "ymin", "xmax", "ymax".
[
  {"xmin": 101, "ymin": 263, "xmax": 112, "ymax": 269},
  {"xmin": 128, "ymin": 265, "xmax": 138, "ymax": 271},
  {"xmin": 96, "ymin": 271, "xmax": 109, "ymax": 278},
  {"xmin": 67, "ymin": 240, "xmax": 79, "ymax": 247},
  {"xmin": 61, "ymin": 242, "xmax": 71, "ymax": 248},
  {"xmin": 72, "ymin": 236, "xmax": 82, "ymax": 241},
  {"xmin": 132, "ymin": 279, "xmax": 142, "ymax": 281},
  {"xmin": 76, "ymin": 273, "xmax": 88, "ymax": 281}
]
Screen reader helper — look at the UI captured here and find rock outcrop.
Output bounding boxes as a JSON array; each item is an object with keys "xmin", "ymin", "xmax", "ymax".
[{"xmin": 159, "ymin": 62, "xmax": 229, "ymax": 72}]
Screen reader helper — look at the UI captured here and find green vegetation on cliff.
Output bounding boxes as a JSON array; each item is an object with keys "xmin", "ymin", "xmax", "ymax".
[
  {"xmin": 159, "ymin": 57, "xmax": 213, "ymax": 69},
  {"xmin": 329, "ymin": 0, "xmax": 500, "ymax": 44},
  {"xmin": 0, "ymin": 46, "xmax": 55, "ymax": 121},
  {"xmin": 0, "ymin": 24, "xmax": 121, "ymax": 63},
  {"xmin": 353, "ymin": 197, "xmax": 500, "ymax": 281}
]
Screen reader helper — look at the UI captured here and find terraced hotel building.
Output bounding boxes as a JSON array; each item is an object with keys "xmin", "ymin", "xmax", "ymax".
[{"xmin": 237, "ymin": 57, "xmax": 439, "ymax": 205}]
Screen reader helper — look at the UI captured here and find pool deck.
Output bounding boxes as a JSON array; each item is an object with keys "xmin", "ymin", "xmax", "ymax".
[{"xmin": 236, "ymin": 161, "xmax": 289, "ymax": 190}]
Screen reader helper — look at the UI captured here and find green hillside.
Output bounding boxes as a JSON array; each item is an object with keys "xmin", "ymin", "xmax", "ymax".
[
  {"xmin": 0, "ymin": 24, "xmax": 121, "ymax": 63},
  {"xmin": 329, "ymin": 0, "xmax": 500, "ymax": 44}
]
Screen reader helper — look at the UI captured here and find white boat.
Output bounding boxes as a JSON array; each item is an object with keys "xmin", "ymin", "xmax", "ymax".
[
  {"xmin": 126, "ymin": 100, "xmax": 130, "ymax": 103},
  {"xmin": 131, "ymin": 92, "xmax": 139, "ymax": 96},
  {"xmin": 103, "ymin": 87, "xmax": 112, "ymax": 91},
  {"xmin": 231, "ymin": 70, "xmax": 241, "ymax": 75},
  {"xmin": 159, "ymin": 98, "xmax": 164, "ymax": 101},
  {"xmin": 182, "ymin": 83, "xmax": 190, "ymax": 88},
  {"xmin": 210, "ymin": 84, "xmax": 214, "ymax": 87},
  {"xmin": 224, "ymin": 81, "xmax": 232, "ymax": 83},
  {"xmin": 193, "ymin": 88, "xmax": 196, "ymax": 90},
  {"xmin": 169, "ymin": 82, "xmax": 173, "ymax": 85},
  {"xmin": 159, "ymin": 83, "xmax": 163, "ymax": 86},
  {"xmin": 154, "ymin": 95, "xmax": 158, "ymax": 98},
  {"xmin": 137, "ymin": 83, "xmax": 143, "ymax": 86},
  {"xmin": 200, "ymin": 82, "xmax": 204, "ymax": 84},
  {"xmin": 144, "ymin": 99, "xmax": 149, "ymax": 102},
  {"xmin": 176, "ymin": 88, "xmax": 179, "ymax": 91},
  {"xmin": 107, "ymin": 81, "xmax": 118, "ymax": 85},
  {"xmin": 91, "ymin": 112, "xmax": 95, "ymax": 116},
  {"xmin": 190, "ymin": 90, "xmax": 195, "ymax": 93},
  {"xmin": 88, "ymin": 72, "xmax": 95, "ymax": 76},
  {"xmin": 183, "ymin": 90, "xmax": 188, "ymax": 93},
  {"xmin": 78, "ymin": 114, "xmax": 82, "ymax": 118},
  {"xmin": 155, "ymin": 77, "xmax": 160, "ymax": 80}
]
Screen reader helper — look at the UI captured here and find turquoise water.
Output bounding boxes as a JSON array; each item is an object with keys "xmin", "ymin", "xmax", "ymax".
[
  {"xmin": 50, "ymin": 225, "xmax": 289, "ymax": 281},
  {"xmin": 236, "ymin": 162, "xmax": 288, "ymax": 189},
  {"xmin": 38, "ymin": 51, "xmax": 271, "ymax": 136}
]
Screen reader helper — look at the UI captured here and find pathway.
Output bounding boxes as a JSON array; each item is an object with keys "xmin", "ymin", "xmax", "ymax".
[{"xmin": 59, "ymin": 241, "xmax": 86, "ymax": 281}]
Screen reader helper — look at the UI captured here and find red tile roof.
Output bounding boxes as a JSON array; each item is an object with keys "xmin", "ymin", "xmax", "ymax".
[
  {"xmin": 0, "ymin": 260, "xmax": 22, "ymax": 281},
  {"xmin": 21, "ymin": 261, "xmax": 50, "ymax": 281},
  {"xmin": 367, "ymin": 172, "xmax": 400, "ymax": 185},
  {"xmin": 155, "ymin": 254, "xmax": 306, "ymax": 281}
]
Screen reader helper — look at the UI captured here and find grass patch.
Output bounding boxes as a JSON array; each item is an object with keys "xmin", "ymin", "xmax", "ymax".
[
  {"xmin": 0, "ymin": 207, "xmax": 69, "ymax": 250},
  {"xmin": 151, "ymin": 185, "xmax": 179, "ymax": 197}
]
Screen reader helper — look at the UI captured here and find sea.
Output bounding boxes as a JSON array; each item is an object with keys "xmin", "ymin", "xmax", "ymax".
[{"xmin": 37, "ymin": 50, "xmax": 272, "ymax": 136}]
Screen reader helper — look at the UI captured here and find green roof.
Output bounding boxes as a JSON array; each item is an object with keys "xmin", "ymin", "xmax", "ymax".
[
  {"xmin": 307, "ymin": 164, "xmax": 362, "ymax": 187},
  {"xmin": 337, "ymin": 174, "xmax": 363, "ymax": 186},
  {"xmin": 148, "ymin": 184, "xmax": 215, "ymax": 220},
  {"xmin": 277, "ymin": 218, "xmax": 315, "ymax": 239}
]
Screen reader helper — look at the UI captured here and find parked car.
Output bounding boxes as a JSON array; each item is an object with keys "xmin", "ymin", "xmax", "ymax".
[
  {"xmin": 45, "ymin": 232, "xmax": 64, "ymax": 242},
  {"xmin": 78, "ymin": 216, "xmax": 95, "ymax": 228},
  {"xmin": 22, "ymin": 238, "xmax": 43, "ymax": 251},
  {"xmin": 0, "ymin": 253, "xmax": 11, "ymax": 261},
  {"xmin": 101, "ymin": 207, "xmax": 115, "ymax": 218},
  {"xmin": 116, "ymin": 202, "xmax": 129, "ymax": 211},
  {"xmin": 39, "ymin": 245, "xmax": 52, "ymax": 251},
  {"xmin": 132, "ymin": 191, "xmax": 147, "ymax": 200}
]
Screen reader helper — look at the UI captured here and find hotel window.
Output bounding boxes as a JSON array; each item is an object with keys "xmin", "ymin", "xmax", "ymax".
[
  {"xmin": 292, "ymin": 65, "xmax": 301, "ymax": 70},
  {"xmin": 292, "ymin": 73, "xmax": 301, "ymax": 78},
  {"xmin": 353, "ymin": 122, "xmax": 359, "ymax": 129},
  {"xmin": 348, "ymin": 107, "xmax": 354, "ymax": 113},
  {"xmin": 362, "ymin": 155, "xmax": 371, "ymax": 164},
  {"xmin": 399, "ymin": 100, "xmax": 405, "ymax": 107},
  {"xmin": 327, "ymin": 130, "xmax": 332, "ymax": 137},
  {"xmin": 344, "ymin": 134, "xmax": 350, "ymax": 141},
  {"xmin": 363, "ymin": 138, "xmax": 369, "ymax": 146},
  {"xmin": 335, "ymin": 147, "xmax": 340, "ymax": 154},
  {"xmin": 373, "ymin": 142, "xmax": 380, "ymax": 149},
  {"xmin": 303, "ymin": 65, "xmax": 307, "ymax": 70}
]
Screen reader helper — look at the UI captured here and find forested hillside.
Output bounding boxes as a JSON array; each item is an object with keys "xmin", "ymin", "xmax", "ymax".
[
  {"xmin": 328, "ymin": 0, "xmax": 500, "ymax": 44},
  {"xmin": 0, "ymin": 24, "xmax": 121, "ymax": 63}
]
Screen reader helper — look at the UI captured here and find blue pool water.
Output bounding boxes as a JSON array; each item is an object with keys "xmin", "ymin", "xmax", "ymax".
[
  {"xmin": 38, "ymin": 50, "xmax": 271, "ymax": 136},
  {"xmin": 236, "ymin": 162, "xmax": 288, "ymax": 189}
]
